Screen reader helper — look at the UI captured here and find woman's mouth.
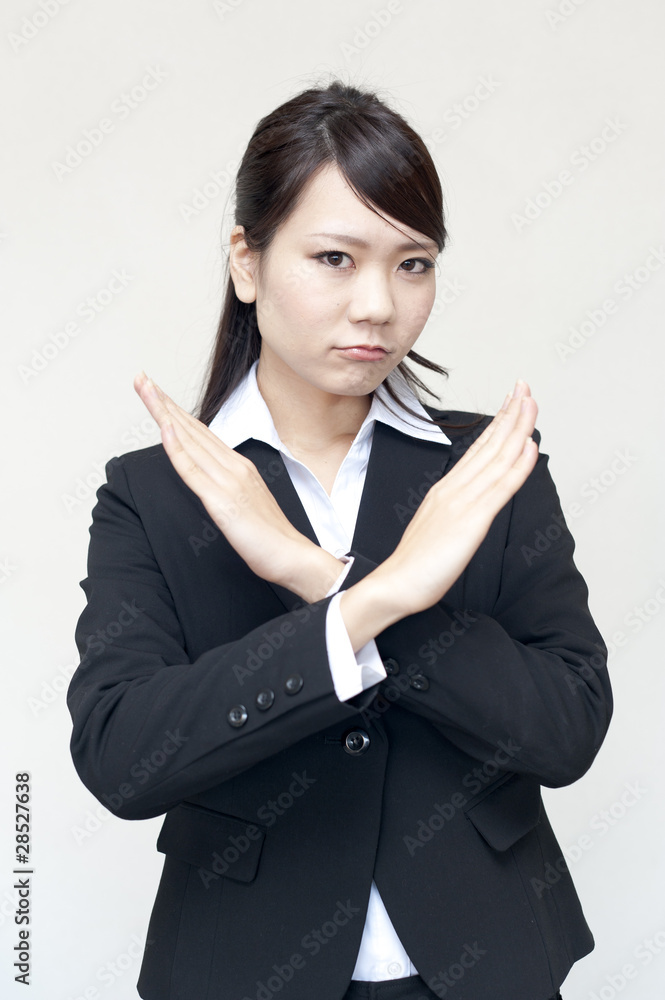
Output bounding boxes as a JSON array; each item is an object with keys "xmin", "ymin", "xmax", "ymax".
[{"xmin": 335, "ymin": 345, "xmax": 389, "ymax": 361}]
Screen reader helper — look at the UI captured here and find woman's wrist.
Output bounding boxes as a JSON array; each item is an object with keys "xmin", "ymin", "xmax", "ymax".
[
  {"xmin": 280, "ymin": 542, "xmax": 348, "ymax": 604},
  {"xmin": 338, "ymin": 563, "xmax": 406, "ymax": 652},
  {"xmin": 281, "ymin": 545, "xmax": 409, "ymax": 648}
]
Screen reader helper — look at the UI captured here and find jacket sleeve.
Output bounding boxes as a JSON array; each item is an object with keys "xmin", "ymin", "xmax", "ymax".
[
  {"xmin": 67, "ymin": 456, "xmax": 376, "ymax": 822},
  {"xmin": 341, "ymin": 437, "xmax": 613, "ymax": 789}
]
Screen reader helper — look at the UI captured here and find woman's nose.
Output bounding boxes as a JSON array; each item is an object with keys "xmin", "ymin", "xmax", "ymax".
[{"xmin": 346, "ymin": 268, "xmax": 396, "ymax": 327}]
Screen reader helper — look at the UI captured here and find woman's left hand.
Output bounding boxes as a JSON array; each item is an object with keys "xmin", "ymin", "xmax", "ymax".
[{"xmin": 133, "ymin": 372, "xmax": 341, "ymax": 596}]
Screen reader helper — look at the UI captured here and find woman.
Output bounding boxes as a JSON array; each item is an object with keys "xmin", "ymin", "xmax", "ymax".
[{"xmin": 68, "ymin": 80, "xmax": 612, "ymax": 1000}]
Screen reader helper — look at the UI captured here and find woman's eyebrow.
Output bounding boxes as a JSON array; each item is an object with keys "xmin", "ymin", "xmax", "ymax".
[{"xmin": 305, "ymin": 231, "xmax": 439, "ymax": 254}]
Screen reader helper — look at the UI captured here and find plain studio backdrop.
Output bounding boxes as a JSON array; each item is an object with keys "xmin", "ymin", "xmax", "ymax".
[{"xmin": 1, "ymin": 1, "xmax": 664, "ymax": 997}]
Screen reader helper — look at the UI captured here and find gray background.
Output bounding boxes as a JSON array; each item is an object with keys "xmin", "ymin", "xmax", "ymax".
[{"xmin": 2, "ymin": 0, "xmax": 664, "ymax": 997}]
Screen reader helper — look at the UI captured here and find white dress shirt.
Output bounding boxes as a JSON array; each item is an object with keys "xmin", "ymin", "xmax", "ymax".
[{"xmin": 208, "ymin": 359, "xmax": 451, "ymax": 981}]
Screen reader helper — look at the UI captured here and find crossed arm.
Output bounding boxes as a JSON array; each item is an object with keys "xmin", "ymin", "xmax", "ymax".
[
  {"xmin": 66, "ymin": 375, "xmax": 610, "ymax": 820},
  {"xmin": 133, "ymin": 372, "xmax": 540, "ymax": 649}
]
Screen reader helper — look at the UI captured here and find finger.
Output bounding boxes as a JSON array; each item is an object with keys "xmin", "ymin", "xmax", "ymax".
[
  {"xmin": 134, "ymin": 374, "xmax": 169, "ymax": 424},
  {"xmin": 448, "ymin": 390, "xmax": 536, "ymax": 481},
  {"xmin": 157, "ymin": 411, "xmax": 242, "ymax": 514},
  {"xmin": 434, "ymin": 401, "xmax": 538, "ymax": 514},
  {"xmin": 480, "ymin": 384, "xmax": 536, "ymax": 446},
  {"xmin": 512, "ymin": 379, "xmax": 531, "ymax": 399},
  {"xmin": 140, "ymin": 382, "xmax": 262, "ymax": 502},
  {"xmin": 134, "ymin": 376, "xmax": 218, "ymax": 463},
  {"xmin": 442, "ymin": 421, "xmax": 539, "ymax": 520},
  {"xmin": 155, "ymin": 405, "xmax": 238, "ymax": 491},
  {"xmin": 142, "ymin": 377, "xmax": 245, "ymax": 474},
  {"xmin": 453, "ymin": 383, "xmax": 531, "ymax": 468},
  {"xmin": 134, "ymin": 377, "xmax": 223, "ymax": 485},
  {"xmin": 477, "ymin": 434, "xmax": 540, "ymax": 510},
  {"xmin": 475, "ymin": 396, "xmax": 538, "ymax": 485}
]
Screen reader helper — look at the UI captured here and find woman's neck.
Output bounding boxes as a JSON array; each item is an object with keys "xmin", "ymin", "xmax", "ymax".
[{"xmin": 256, "ymin": 353, "xmax": 372, "ymax": 454}]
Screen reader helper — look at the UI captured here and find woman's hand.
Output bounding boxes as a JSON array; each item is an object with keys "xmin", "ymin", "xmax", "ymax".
[
  {"xmin": 133, "ymin": 373, "xmax": 343, "ymax": 598},
  {"xmin": 339, "ymin": 381, "xmax": 539, "ymax": 648},
  {"xmin": 380, "ymin": 380, "xmax": 539, "ymax": 618}
]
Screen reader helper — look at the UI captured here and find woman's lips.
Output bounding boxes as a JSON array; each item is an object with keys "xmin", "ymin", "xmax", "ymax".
[{"xmin": 336, "ymin": 346, "xmax": 389, "ymax": 361}]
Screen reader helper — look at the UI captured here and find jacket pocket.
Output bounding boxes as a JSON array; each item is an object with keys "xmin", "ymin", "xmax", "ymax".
[
  {"xmin": 463, "ymin": 773, "xmax": 542, "ymax": 851},
  {"xmin": 156, "ymin": 801, "xmax": 267, "ymax": 883}
]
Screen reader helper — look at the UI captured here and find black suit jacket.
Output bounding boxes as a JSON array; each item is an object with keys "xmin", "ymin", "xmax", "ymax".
[{"xmin": 67, "ymin": 409, "xmax": 612, "ymax": 1000}]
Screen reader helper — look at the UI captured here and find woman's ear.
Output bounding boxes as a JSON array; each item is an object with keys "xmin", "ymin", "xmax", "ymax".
[{"xmin": 229, "ymin": 225, "xmax": 258, "ymax": 303}]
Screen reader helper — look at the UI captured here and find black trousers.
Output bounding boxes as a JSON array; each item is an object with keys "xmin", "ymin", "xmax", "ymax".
[{"xmin": 342, "ymin": 977, "xmax": 563, "ymax": 1000}]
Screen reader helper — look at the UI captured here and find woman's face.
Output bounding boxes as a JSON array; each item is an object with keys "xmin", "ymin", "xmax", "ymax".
[{"xmin": 231, "ymin": 162, "xmax": 440, "ymax": 398}]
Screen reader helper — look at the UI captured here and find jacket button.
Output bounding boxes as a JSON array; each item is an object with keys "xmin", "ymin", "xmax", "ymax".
[
  {"xmin": 343, "ymin": 729, "xmax": 370, "ymax": 755},
  {"xmin": 409, "ymin": 674, "xmax": 429, "ymax": 691},
  {"xmin": 284, "ymin": 673, "xmax": 304, "ymax": 695},
  {"xmin": 256, "ymin": 688, "xmax": 275, "ymax": 711},
  {"xmin": 384, "ymin": 658, "xmax": 399, "ymax": 675},
  {"xmin": 227, "ymin": 705, "xmax": 248, "ymax": 727}
]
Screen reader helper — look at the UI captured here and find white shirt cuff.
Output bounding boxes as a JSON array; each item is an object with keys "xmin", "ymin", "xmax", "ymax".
[
  {"xmin": 325, "ymin": 590, "xmax": 387, "ymax": 703},
  {"xmin": 324, "ymin": 554, "xmax": 355, "ymax": 597}
]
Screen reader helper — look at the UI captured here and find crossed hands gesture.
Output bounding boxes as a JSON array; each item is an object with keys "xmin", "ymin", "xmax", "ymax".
[{"xmin": 134, "ymin": 371, "xmax": 538, "ymax": 629}]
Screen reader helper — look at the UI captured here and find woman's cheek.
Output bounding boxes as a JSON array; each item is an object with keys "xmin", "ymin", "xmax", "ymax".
[{"xmin": 408, "ymin": 291, "xmax": 437, "ymax": 331}]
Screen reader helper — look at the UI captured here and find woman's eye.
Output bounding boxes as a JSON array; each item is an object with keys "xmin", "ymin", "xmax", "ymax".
[
  {"xmin": 316, "ymin": 251, "xmax": 353, "ymax": 268},
  {"xmin": 400, "ymin": 258, "xmax": 433, "ymax": 273}
]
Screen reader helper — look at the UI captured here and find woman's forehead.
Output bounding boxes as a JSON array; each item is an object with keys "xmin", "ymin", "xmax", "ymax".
[{"xmin": 278, "ymin": 163, "xmax": 436, "ymax": 250}]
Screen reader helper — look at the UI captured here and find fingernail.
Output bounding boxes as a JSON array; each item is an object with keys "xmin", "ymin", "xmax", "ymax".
[
  {"xmin": 512, "ymin": 379, "xmax": 524, "ymax": 398},
  {"xmin": 500, "ymin": 393, "xmax": 511, "ymax": 411}
]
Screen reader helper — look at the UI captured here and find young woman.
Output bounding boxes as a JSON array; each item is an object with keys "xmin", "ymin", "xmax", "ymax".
[{"xmin": 68, "ymin": 80, "xmax": 613, "ymax": 1000}]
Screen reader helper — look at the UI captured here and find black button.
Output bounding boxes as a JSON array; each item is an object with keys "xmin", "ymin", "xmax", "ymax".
[
  {"xmin": 343, "ymin": 729, "xmax": 370, "ymax": 756},
  {"xmin": 409, "ymin": 674, "xmax": 429, "ymax": 691},
  {"xmin": 227, "ymin": 705, "xmax": 248, "ymax": 727},
  {"xmin": 256, "ymin": 688, "xmax": 275, "ymax": 711},
  {"xmin": 284, "ymin": 673, "xmax": 303, "ymax": 695},
  {"xmin": 384, "ymin": 658, "xmax": 399, "ymax": 675}
]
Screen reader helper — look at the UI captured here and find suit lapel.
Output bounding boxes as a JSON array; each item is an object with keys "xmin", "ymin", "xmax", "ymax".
[
  {"xmin": 351, "ymin": 421, "xmax": 453, "ymax": 563},
  {"xmin": 235, "ymin": 425, "xmax": 454, "ymax": 612},
  {"xmin": 234, "ymin": 438, "xmax": 321, "ymax": 611},
  {"xmin": 234, "ymin": 438, "xmax": 320, "ymax": 544}
]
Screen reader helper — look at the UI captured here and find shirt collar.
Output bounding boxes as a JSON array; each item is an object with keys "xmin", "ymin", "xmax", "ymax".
[{"xmin": 208, "ymin": 359, "xmax": 451, "ymax": 451}]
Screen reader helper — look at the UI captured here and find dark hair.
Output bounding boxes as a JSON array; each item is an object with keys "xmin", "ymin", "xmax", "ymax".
[{"xmin": 196, "ymin": 79, "xmax": 453, "ymax": 428}]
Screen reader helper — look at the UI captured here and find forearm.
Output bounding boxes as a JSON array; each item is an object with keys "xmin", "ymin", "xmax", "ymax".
[
  {"xmin": 69, "ymin": 460, "xmax": 374, "ymax": 822},
  {"xmin": 373, "ymin": 600, "xmax": 611, "ymax": 786},
  {"xmin": 331, "ymin": 547, "xmax": 612, "ymax": 791},
  {"xmin": 68, "ymin": 586, "xmax": 363, "ymax": 821}
]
